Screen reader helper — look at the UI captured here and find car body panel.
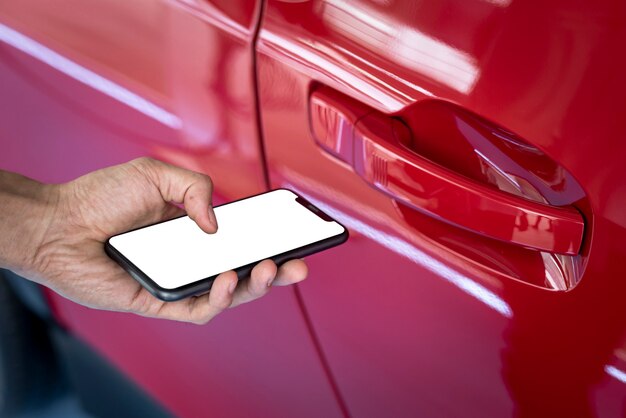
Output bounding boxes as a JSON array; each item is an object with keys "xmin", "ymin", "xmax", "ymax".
[
  {"xmin": 0, "ymin": 1, "xmax": 343, "ymax": 417},
  {"xmin": 2, "ymin": 0, "xmax": 626, "ymax": 417},
  {"xmin": 257, "ymin": 1, "xmax": 626, "ymax": 416}
]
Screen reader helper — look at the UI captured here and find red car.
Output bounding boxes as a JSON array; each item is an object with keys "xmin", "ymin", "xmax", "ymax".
[{"xmin": 1, "ymin": 1, "xmax": 625, "ymax": 417}]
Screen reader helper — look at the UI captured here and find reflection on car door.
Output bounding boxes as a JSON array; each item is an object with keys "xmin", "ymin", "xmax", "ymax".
[
  {"xmin": 0, "ymin": 1, "xmax": 344, "ymax": 416},
  {"xmin": 256, "ymin": 1, "xmax": 626, "ymax": 417}
]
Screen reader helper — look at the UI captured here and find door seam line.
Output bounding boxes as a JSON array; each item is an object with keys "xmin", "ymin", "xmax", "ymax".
[{"xmin": 250, "ymin": 3, "xmax": 352, "ymax": 417}]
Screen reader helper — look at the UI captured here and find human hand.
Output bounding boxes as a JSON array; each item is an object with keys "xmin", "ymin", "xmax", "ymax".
[{"xmin": 19, "ymin": 158, "xmax": 308, "ymax": 324}]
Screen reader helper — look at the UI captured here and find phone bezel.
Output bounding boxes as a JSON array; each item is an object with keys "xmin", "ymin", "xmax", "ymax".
[{"xmin": 104, "ymin": 188, "xmax": 349, "ymax": 301}]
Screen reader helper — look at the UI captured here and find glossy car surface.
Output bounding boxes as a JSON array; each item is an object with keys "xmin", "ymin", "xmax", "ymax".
[{"xmin": 1, "ymin": 1, "xmax": 626, "ymax": 416}]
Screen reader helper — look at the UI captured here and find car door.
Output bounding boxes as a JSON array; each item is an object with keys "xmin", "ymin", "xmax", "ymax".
[
  {"xmin": 0, "ymin": 1, "xmax": 344, "ymax": 417},
  {"xmin": 256, "ymin": 1, "xmax": 626, "ymax": 416}
]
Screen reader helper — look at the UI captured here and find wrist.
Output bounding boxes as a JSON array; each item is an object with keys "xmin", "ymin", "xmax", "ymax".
[
  {"xmin": 0, "ymin": 172, "xmax": 62, "ymax": 280},
  {"xmin": 26, "ymin": 183, "xmax": 64, "ymax": 279}
]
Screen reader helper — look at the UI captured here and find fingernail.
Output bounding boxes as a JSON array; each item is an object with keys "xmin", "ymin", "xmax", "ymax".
[
  {"xmin": 228, "ymin": 280, "xmax": 237, "ymax": 294},
  {"xmin": 207, "ymin": 208, "xmax": 218, "ymax": 230}
]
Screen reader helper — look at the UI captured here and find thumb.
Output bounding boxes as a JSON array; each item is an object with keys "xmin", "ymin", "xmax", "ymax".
[{"xmin": 132, "ymin": 158, "xmax": 218, "ymax": 233}]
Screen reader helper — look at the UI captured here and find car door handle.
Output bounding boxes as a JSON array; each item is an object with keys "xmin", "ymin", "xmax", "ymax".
[
  {"xmin": 352, "ymin": 112, "xmax": 584, "ymax": 255},
  {"xmin": 310, "ymin": 88, "xmax": 585, "ymax": 255}
]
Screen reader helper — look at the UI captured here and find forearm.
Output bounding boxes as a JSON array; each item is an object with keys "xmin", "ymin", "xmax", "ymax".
[{"xmin": 0, "ymin": 170, "xmax": 59, "ymax": 277}]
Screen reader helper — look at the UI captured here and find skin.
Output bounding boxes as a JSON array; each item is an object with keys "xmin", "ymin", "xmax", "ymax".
[{"xmin": 0, "ymin": 157, "xmax": 308, "ymax": 325}]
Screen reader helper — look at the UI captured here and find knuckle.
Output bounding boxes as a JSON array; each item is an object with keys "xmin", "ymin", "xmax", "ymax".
[
  {"xmin": 129, "ymin": 157, "xmax": 161, "ymax": 179},
  {"xmin": 195, "ymin": 172, "xmax": 213, "ymax": 189},
  {"xmin": 131, "ymin": 156, "xmax": 154, "ymax": 167}
]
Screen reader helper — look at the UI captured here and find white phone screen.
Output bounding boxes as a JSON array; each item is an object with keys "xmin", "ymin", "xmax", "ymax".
[{"xmin": 108, "ymin": 189, "xmax": 345, "ymax": 289}]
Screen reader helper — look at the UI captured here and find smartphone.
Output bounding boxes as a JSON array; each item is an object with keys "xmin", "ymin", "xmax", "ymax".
[{"xmin": 105, "ymin": 188, "xmax": 348, "ymax": 301}]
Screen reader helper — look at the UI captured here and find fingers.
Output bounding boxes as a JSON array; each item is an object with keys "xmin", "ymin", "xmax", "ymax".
[
  {"xmin": 131, "ymin": 157, "xmax": 217, "ymax": 234},
  {"xmin": 230, "ymin": 259, "xmax": 308, "ymax": 308},
  {"xmin": 272, "ymin": 259, "xmax": 308, "ymax": 286},
  {"xmin": 139, "ymin": 270, "xmax": 238, "ymax": 324},
  {"xmin": 131, "ymin": 259, "xmax": 308, "ymax": 324},
  {"xmin": 230, "ymin": 259, "xmax": 277, "ymax": 308}
]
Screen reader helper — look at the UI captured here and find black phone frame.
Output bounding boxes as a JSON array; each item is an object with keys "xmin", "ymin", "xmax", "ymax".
[{"xmin": 104, "ymin": 188, "xmax": 349, "ymax": 302}]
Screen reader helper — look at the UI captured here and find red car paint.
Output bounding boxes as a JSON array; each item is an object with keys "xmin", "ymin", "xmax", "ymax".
[
  {"xmin": 2, "ymin": 0, "xmax": 626, "ymax": 417},
  {"xmin": 310, "ymin": 88, "xmax": 585, "ymax": 255},
  {"xmin": 0, "ymin": 1, "xmax": 341, "ymax": 417}
]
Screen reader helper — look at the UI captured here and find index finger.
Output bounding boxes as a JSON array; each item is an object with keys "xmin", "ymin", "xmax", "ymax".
[{"xmin": 131, "ymin": 158, "xmax": 218, "ymax": 233}]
